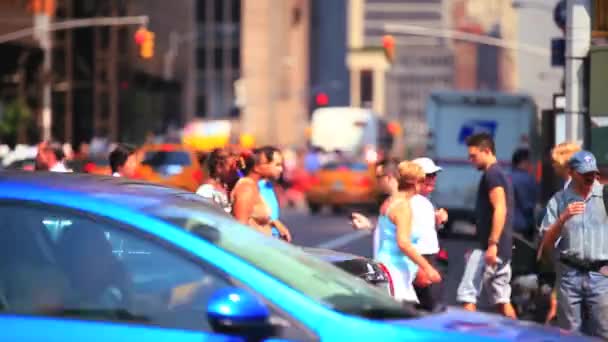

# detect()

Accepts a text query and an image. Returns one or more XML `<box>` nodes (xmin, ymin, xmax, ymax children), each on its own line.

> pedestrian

<box><xmin>35</xmin><ymin>141</ymin><xmax>72</xmax><ymax>172</ymax></box>
<box><xmin>109</xmin><ymin>144</ymin><xmax>137</xmax><ymax>178</ymax></box>
<box><xmin>196</xmin><ymin>148</ymin><xmax>235</xmax><ymax>214</ymax></box>
<box><xmin>456</xmin><ymin>133</ymin><xmax>517</xmax><ymax>319</ymax></box>
<box><xmin>375</xmin><ymin>161</ymin><xmax>441</xmax><ymax>303</ymax></box>
<box><xmin>350</xmin><ymin>158</ymin><xmax>400</xmax><ymax>257</ymax></box>
<box><xmin>539</xmin><ymin>150</ymin><xmax>608</xmax><ymax>339</ymax></box>
<box><xmin>231</xmin><ymin>149</ymin><xmax>291</xmax><ymax>241</ymax></box>
<box><xmin>255</xmin><ymin>146</ymin><xmax>293</xmax><ymax>241</ymax></box>
<box><xmin>510</xmin><ymin>148</ymin><xmax>539</xmax><ymax>239</ymax></box>
<box><xmin>537</xmin><ymin>141</ymin><xmax>581</xmax><ymax>324</ymax></box>
<box><xmin>411</xmin><ymin>157</ymin><xmax>447</xmax><ymax>312</ymax></box>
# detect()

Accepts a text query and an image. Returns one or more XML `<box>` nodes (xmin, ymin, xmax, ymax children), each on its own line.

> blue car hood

<box><xmin>392</xmin><ymin>308</ymin><xmax>594</xmax><ymax>341</ymax></box>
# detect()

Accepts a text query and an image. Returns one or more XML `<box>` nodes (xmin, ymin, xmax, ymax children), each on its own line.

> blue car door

<box><xmin>0</xmin><ymin>315</ymin><xmax>242</xmax><ymax>342</ymax></box>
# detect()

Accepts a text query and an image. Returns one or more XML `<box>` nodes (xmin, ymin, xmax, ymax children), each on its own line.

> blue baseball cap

<box><xmin>568</xmin><ymin>150</ymin><xmax>599</xmax><ymax>174</ymax></box>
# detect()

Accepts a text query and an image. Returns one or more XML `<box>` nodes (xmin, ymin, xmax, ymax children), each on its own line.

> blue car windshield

<box><xmin>148</xmin><ymin>203</ymin><xmax>414</xmax><ymax>319</ymax></box>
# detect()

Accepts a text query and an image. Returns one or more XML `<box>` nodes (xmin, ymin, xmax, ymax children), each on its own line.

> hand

<box><xmin>435</xmin><ymin>208</ymin><xmax>448</xmax><ymax>226</ymax></box>
<box><xmin>485</xmin><ymin>244</ymin><xmax>498</xmax><ymax>267</ymax></box>
<box><xmin>545</xmin><ymin>291</ymin><xmax>557</xmax><ymax>324</ymax></box>
<box><xmin>271</xmin><ymin>220</ymin><xmax>292</xmax><ymax>243</ymax></box>
<box><xmin>560</xmin><ymin>201</ymin><xmax>585</xmax><ymax>224</ymax></box>
<box><xmin>422</xmin><ymin>265</ymin><xmax>442</xmax><ymax>284</ymax></box>
<box><xmin>350</xmin><ymin>212</ymin><xmax>373</xmax><ymax>230</ymax></box>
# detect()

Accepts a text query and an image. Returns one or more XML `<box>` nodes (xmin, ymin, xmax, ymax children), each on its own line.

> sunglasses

<box><xmin>425</xmin><ymin>172</ymin><xmax>438</xmax><ymax>178</ymax></box>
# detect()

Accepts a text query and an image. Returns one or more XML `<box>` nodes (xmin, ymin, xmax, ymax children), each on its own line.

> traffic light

<box><xmin>315</xmin><ymin>92</ymin><xmax>329</xmax><ymax>107</ymax></box>
<box><xmin>134</xmin><ymin>27</ymin><xmax>155</xmax><ymax>59</ymax></box>
<box><xmin>382</xmin><ymin>35</ymin><xmax>396</xmax><ymax>64</ymax></box>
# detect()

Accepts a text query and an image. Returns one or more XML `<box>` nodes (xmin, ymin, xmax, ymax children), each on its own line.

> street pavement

<box><xmin>282</xmin><ymin>207</ymin><xmax>479</xmax><ymax>306</ymax></box>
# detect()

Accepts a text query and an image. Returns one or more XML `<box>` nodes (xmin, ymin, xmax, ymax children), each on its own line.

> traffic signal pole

<box><xmin>564</xmin><ymin>0</ymin><xmax>591</xmax><ymax>144</ymax></box>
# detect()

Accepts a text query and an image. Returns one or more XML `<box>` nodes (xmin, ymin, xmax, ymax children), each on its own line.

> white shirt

<box><xmin>50</xmin><ymin>162</ymin><xmax>72</xmax><ymax>173</ymax></box>
<box><xmin>410</xmin><ymin>194</ymin><xmax>439</xmax><ymax>255</ymax></box>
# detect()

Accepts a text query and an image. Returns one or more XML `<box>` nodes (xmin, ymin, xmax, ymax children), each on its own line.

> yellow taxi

<box><xmin>134</xmin><ymin>144</ymin><xmax>205</xmax><ymax>192</ymax></box>
<box><xmin>305</xmin><ymin>160</ymin><xmax>381</xmax><ymax>214</ymax></box>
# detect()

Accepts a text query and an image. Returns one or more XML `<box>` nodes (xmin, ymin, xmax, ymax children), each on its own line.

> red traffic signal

<box><xmin>134</xmin><ymin>27</ymin><xmax>155</xmax><ymax>59</ymax></box>
<box><xmin>382</xmin><ymin>35</ymin><xmax>396</xmax><ymax>63</ymax></box>
<box><xmin>315</xmin><ymin>92</ymin><xmax>329</xmax><ymax>106</ymax></box>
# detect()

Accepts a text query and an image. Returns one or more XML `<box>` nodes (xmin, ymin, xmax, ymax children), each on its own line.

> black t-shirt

<box><xmin>475</xmin><ymin>163</ymin><xmax>514</xmax><ymax>262</ymax></box>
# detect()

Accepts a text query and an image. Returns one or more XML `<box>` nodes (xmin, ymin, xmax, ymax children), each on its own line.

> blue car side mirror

<box><xmin>207</xmin><ymin>287</ymin><xmax>275</xmax><ymax>337</ymax></box>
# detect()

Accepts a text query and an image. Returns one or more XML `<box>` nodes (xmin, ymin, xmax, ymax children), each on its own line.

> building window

<box><xmin>196</xmin><ymin>95</ymin><xmax>207</xmax><ymax>117</ymax></box>
<box><xmin>214</xmin><ymin>0</ymin><xmax>224</xmax><ymax>24</ymax></box>
<box><xmin>197</xmin><ymin>0</ymin><xmax>207</xmax><ymax>22</ymax></box>
<box><xmin>196</xmin><ymin>47</ymin><xmax>207</xmax><ymax>70</ymax></box>
<box><xmin>360</xmin><ymin>69</ymin><xmax>374</xmax><ymax>105</ymax></box>
<box><xmin>231</xmin><ymin>0</ymin><xmax>241</xmax><ymax>23</ymax></box>
<box><xmin>214</xmin><ymin>47</ymin><xmax>223</xmax><ymax>69</ymax></box>
<box><xmin>231</xmin><ymin>47</ymin><xmax>240</xmax><ymax>69</ymax></box>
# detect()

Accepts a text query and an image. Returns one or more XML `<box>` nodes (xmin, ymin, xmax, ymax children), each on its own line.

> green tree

<box><xmin>0</xmin><ymin>99</ymin><xmax>31</xmax><ymax>146</ymax></box>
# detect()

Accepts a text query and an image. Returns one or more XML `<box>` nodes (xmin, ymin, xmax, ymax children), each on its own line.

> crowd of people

<box><xmin>27</xmin><ymin>133</ymin><xmax>608</xmax><ymax>339</ymax></box>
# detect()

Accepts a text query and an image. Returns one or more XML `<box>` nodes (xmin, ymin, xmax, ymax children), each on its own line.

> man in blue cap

<box><xmin>540</xmin><ymin>150</ymin><xmax>608</xmax><ymax>339</ymax></box>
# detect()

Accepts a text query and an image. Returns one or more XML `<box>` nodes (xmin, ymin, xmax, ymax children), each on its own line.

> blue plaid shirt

<box><xmin>540</xmin><ymin>181</ymin><xmax>608</xmax><ymax>261</ymax></box>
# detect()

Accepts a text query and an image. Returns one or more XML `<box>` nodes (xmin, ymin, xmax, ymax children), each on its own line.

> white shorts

<box><xmin>384</xmin><ymin>263</ymin><xmax>419</xmax><ymax>303</ymax></box>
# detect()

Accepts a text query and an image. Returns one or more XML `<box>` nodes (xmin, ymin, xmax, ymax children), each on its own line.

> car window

<box><xmin>142</xmin><ymin>151</ymin><xmax>192</xmax><ymax>167</ymax></box>
<box><xmin>0</xmin><ymin>204</ymin><xmax>231</xmax><ymax>332</ymax></box>
<box><xmin>151</xmin><ymin>203</ymin><xmax>415</xmax><ymax>319</ymax></box>
<box><xmin>322</xmin><ymin>162</ymin><xmax>368</xmax><ymax>171</ymax></box>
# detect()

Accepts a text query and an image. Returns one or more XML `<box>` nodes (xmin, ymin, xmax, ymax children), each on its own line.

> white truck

<box><xmin>425</xmin><ymin>91</ymin><xmax>538</xmax><ymax>236</ymax></box>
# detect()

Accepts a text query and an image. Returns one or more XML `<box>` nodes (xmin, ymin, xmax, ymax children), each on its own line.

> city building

<box><xmin>240</xmin><ymin>0</ymin><xmax>310</xmax><ymax>147</ymax></box>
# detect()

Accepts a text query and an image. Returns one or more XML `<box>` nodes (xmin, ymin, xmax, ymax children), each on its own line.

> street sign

<box><xmin>551</xmin><ymin>38</ymin><xmax>565</xmax><ymax>67</ymax></box>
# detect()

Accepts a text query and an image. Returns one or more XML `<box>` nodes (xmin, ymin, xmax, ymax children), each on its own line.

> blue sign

<box><xmin>458</xmin><ymin>120</ymin><xmax>497</xmax><ymax>144</ymax></box>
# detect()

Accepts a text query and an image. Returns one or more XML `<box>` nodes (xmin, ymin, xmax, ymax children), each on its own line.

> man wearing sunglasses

<box><xmin>540</xmin><ymin>150</ymin><xmax>608</xmax><ymax>339</ymax></box>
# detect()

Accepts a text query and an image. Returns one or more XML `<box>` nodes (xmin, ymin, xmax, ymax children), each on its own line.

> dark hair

<box><xmin>512</xmin><ymin>148</ymin><xmax>530</xmax><ymax>167</ymax></box>
<box><xmin>237</xmin><ymin>146</ymin><xmax>281</xmax><ymax>176</ymax></box>
<box><xmin>109</xmin><ymin>144</ymin><xmax>135</xmax><ymax>173</ymax></box>
<box><xmin>376</xmin><ymin>158</ymin><xmax>399</xmax><ymax>177</ymax></box>
<box><xmin>466</xmin><ymin>133</ymin><xmax>496</xmax><ymax>155</ymax></box>
<box><xmin>206</xmin><ymin>148</ymin><xmax>229</xmax><ymax>179</ymax></box>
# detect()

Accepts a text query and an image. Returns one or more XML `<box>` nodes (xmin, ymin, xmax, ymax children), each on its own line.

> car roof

<box><xmin>0</xmin><ymin>171</ymin><xmax>216</xmax><ymax>212</ymax></box>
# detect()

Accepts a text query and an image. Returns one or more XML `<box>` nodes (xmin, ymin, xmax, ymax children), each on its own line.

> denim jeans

<box><xmin>557</xmin><ymin>264</ymin><xmax>608</xmax><ymax>339</ymax></box>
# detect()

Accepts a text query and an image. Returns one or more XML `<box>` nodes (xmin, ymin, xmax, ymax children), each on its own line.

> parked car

<box><xmin>305</xmin><ymin>161</ymin><xmax>380</xmax><ymax>214</ymax></box>
<box><xmin>0</xmin><ymin>172</ymin><xmax>591</xmax><ymax>341</ymax></box>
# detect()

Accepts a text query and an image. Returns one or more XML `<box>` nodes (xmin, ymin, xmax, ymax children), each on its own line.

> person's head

<box><xmin>237</xmin><ymin>146</ymin><xmax>283</xmax><ymax>181</ymax></box>
<box><xmin>254</xmin><ymin>146</ymin><xmax>284</xmax><ymax>181</ymax></box>
<box><xmin>412</xmin><ymin>157</ymin><xmax>442</xmax><ymax>196</ymax></box>
<box><xmin>397</xmin><ymin>161</ymin><xmax>425</xmax><ymax>193</ymax></box>
<box><xmin>512</xmin><ymin>148</ymin><xmax>532</xmax><ymax>173</ymax></box>
<box><xmin>466</xmin><ymin>133</ymin><xmax>496</xmax><ymax>171</ymax></box>
<box><xmin>206</xmin><ymin>148</ymin><xmax>235</xmax><ymax>184</ymax></box>
<box><xmin>568</xmin><ymin>150</ymin><xmax>600</xmax><ymax>191</ymax></box>
<box><xmin>375</xmin><ymin>159</ymin><xmax>399</xmax><ymax>194</ymax></box>
<box><xmin>551</xmin><ymin>141</ymin><xmax>581</xmax><ymax>179</ymax></box>
<box><xmin>35</xmin><ymin>141</ymin><xmax>64</xmax><ymax>170</ymax></box>
<box><xmin>109</xmin><ymin>144</ymin><xmax>137</xmax><ymax>177</ymax></box>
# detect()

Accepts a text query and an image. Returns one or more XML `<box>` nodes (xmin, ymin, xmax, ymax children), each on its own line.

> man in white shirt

<box><xmin>412</xmin><ymin>157</ymin><xmax>447</xmax><ymax>312</ymax></box>
<box><xmin>35</xmin><ymin>141</ymin><xmax>72</xmax><ymax>172</ymax></box>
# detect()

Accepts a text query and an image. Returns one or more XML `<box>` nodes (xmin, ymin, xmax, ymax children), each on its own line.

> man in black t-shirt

<box><xmin>456</xmin><ymin>133</ymin><xmax>517</xmax><ymax>319</ymax></box>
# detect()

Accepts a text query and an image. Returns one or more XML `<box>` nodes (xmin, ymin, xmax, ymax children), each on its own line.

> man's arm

<box><xmin>488</xmin><ymin>186</ymin><xmax>507</xmax><ymax>245</ymax></box>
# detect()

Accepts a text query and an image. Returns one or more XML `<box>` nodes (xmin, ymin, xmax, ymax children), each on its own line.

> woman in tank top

<box><xmin>375</xmin><ymin>161</ymin><xmax>441</xmax><ymax>303</ymax></box>
<box><xmin>230</xmin><ymin>149</ymin><xmax>292</xmax><ymax>241</ymax></box>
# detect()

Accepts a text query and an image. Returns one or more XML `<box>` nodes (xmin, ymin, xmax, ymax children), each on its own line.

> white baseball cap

<box><xmin>412</xmin><ymin>157</ymin><xmax>442</xmax><ymax>174</ymax></box>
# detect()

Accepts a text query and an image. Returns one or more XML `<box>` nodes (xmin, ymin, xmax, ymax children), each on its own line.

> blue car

<box><xmin>0</xmin><ymin>172</ymin><xmax>593</xmax><ymax>341</ymax></box>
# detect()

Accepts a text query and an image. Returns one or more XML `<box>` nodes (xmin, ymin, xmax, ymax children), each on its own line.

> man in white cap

<box><xmin>411</xmin><ymin>157</ymin><xmax>447</xmax><ymax>311</ymax></box>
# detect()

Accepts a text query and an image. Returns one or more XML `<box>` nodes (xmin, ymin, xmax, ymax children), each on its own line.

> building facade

<box><xmin>240</xmin><ymin>0</ymin><xmax>310</xmax><ymax>147</ymax></box>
